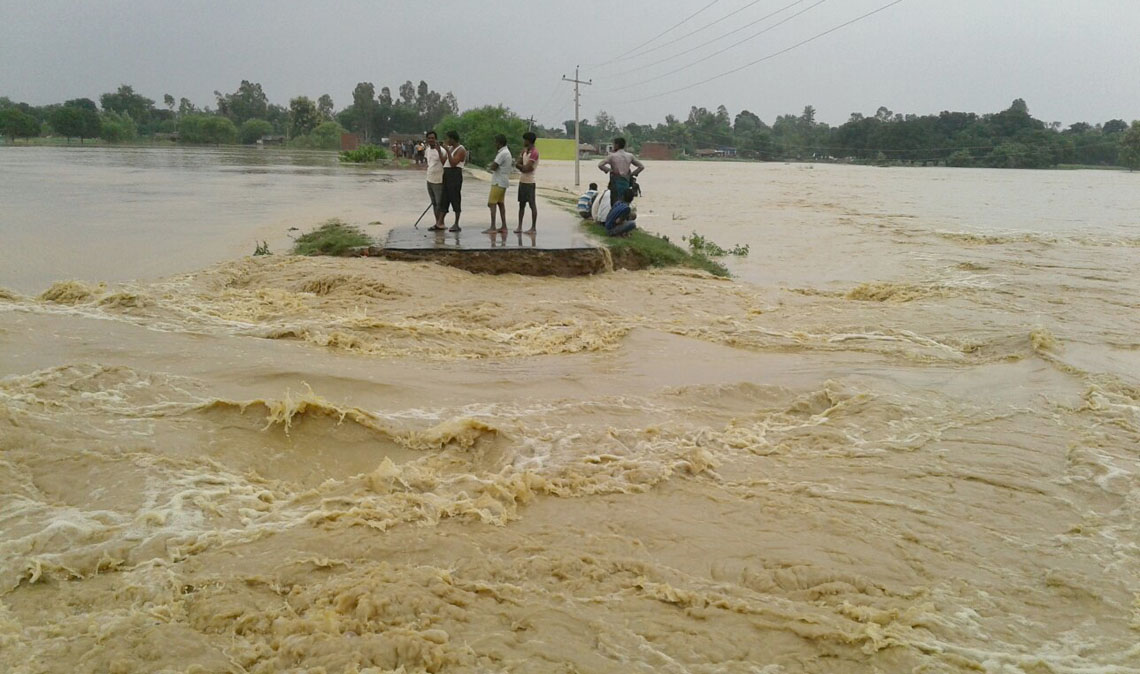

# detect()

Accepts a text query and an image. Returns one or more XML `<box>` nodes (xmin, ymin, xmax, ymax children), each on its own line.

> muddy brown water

<box><xmin>1</xmin><ymin>147</ymin><xmax>1139</xmax><ymax>673</ymax></box>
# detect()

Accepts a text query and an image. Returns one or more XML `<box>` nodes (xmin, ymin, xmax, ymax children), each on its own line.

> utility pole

<box><xmin>562</xmin><ymin>66</ymin><xmax>592</xmax><ymax>187</ymax></box>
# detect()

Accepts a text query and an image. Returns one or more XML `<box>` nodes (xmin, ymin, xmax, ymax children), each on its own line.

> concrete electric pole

<box><xmin>562</xmin><ymin>66</ymin><xmax>592</xmax><ymax>187</ymax></box>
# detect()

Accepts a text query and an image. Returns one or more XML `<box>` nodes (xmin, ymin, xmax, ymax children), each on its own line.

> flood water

<box><xmin>1</xmin><ymin>146</ymin><xmax>1138</xmax><ymax>673</ymax></box>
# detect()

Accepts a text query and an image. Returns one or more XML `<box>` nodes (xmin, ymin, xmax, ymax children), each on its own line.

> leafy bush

<box><xmin>947</xmin><ymin>149</ymin><xmax>973</xmax><ymax>167</ymax></box>
<box><xmin>99</xmin><ymin>111</ymin><xmax>137</xmax><ymax>142</ymax></box>
<box><xmin>179</xmin><ymin>114</ymin><xmax>238</xmax><ymax>144</ymax></box>
<box><xmin>339</xmin><ymin>144</ymin><xmax>390</xmax><ymax>162</ymax></box>
<box><xmin>292</xmin><ymin>219</ymin><xmax>373</xmax><ymax>256</ymax></box>
<box><xmin>683</xmin><ymin>231</ymin><xmax>749</xmax><ymax>258</ymax></box>
<box><xmin>292</xmin><ymin>121</ymin><xmax>346</xmax><ymax>150</ymax></box>
<box><xmin>239</xmin><ymin>118</ymin><xmax>273</xmax><ymax>144</ymax></box>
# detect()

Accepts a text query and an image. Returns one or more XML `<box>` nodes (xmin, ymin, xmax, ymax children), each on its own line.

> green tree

<box><xmin>436</xmin><ymin>105</ymin><xmax>528</xmax><ymax>165</ymax></box>
<box><xmin>99</xmin><ymin>84</ymin><xmax>154</xmax><ymax>123</ymax></box>
<box><xmin>801</xmin><ymin>105</ymin><xmax>816</xmax><ymax>125</ymax></box>
<box><xmin>288</xmin><ymin>96</ymin><xmax>320</xmax><ymax>138</ymax></box>
<box><xmin>163</xmin><ymin>94</ymin><xmax>175</xmax><ymax>112</ymax></box>
<box><xmin>178</xmin><ymin>97</ymin><xmax>197</xmax><ymax>117</ymax></box>
<box><xmin>347</xmin><ymin>82</ymin><xmax>377</xmax><ymax>140</ymax></box>
<box><xmin>317</xmin><ymin>94</ymin><xmax>334</xmax><ymax>120</ymax></box>
<box><xmin>1120</xmin><ymin>121</ymin><xmax>1140</xmax><ymax>171</ymax></box>
<box><xmin>1103</xmin><ymin>119</ymin><xmax>1128</xmax><ymax>135</ymax></box>
<box><xmin>215</xmin><ymin>80</ymin><xmax>269</xmax><ymax>124</ymax></box>
<box><xmin>50</xmin><ymin>99</ymin><xmax>100</xmax><ymax>142</ymax></box>
<box><xmin>238</xmin><ymin>118</ymin><xmax>273</xmax><ymax>144</ymax></box>
<box><xmin>0</xmin><ymin>108</ymin><xmax>40</xmax><ymax>142</ymax></box>
<box><xmin>594</xmin><ymin>110</ymin><xmax>620</xmax><ymax>139</ymax></box>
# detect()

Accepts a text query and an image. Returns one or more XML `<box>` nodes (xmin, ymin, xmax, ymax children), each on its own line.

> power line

<box><xmin>532</xmin><ymin>81</ymin><xmax>565</xmax><ymax>120</ymax></box>
<box><xmin>620</xmin><ymin>0</ymin><xmax>779</xmax><ymax>63</ymax></box>
<box><xmin>609</xmin><ymin>0</ymin><xmax>806</xmax><ymax>80</ymax></box>
<box><xmin>625</xmin><ymin>0</ymin><xmax>907</xmax><ymax>104</ymax></box>
<box><xmin>593</xmin><ymin>0</ymin><xmax>722</xmax><ymax>67</ymax></box>
<box><xmin>617</xmin><ymin>0</ymin><xmax>829</xmax><ymax>91</ymax></box>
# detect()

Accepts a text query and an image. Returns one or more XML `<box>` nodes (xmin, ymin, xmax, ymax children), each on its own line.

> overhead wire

<box><xmin>615</xmin><ymin>0</ymin><xmax>829</xmax><ymax>91</ymax></box>
<box><xmin>532</xmin><ymin>81</ymin><xmax>565</xmax><ymax>121</ymax></box>
<box><xmin>592</xmin><ymin>0</ymin><xmax>722</xmax><ymax>67</ymax></box>
<box><xmin>616</xmin><ymin>0</ymin><xmax>777</xmax><ymax>64</ymax></box>
<box><xmin>623</xmin><ymin>0</ymin><xmax>908</xmax><ymax>104</ymax></box>
<box><xmin>608</xmin><ymin>0</ymin><xmax>807</xmax><ymax>80</ymax></box>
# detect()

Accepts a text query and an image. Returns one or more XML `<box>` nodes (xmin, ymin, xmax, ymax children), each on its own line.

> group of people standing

<box><xmin>578</xmin><ymin>137</ymin><xmax>645</xmax><ymax>237</ymax></box>
<box><xmin>420</xmin><ymin>130</ymin><xmax>644</xmax><ymax>237</ymax></box>
<box><xmin>485</xmin><ymin>131</ymin><xmax>540</xmax><ymax>234</ymax></box>
<box><xmin>421</xmin><ymin>129</ymin><xmax>539</xmax><ymax>234</ymax></box>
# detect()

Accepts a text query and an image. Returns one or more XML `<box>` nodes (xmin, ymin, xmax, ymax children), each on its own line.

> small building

<box><xmin>695</xmin><ymin>148</ymin><xmax>719</xmax><ymax>158</ymax></box>
<box><xmin>340</xmin><ymin>133</ymin><xmax>363</xmax><ymax>151</ymax></box>
<box><xmin>578</xmin><ymin>143</ymin><xmax>597</xmax><ymax>158</ymax></box>
<box><xmin>717</xmin><ymin>146</ymin><xmax>738</xmax><ymax>158</ymax></box>
<box><xmin>640</xmin><ymin>141</ymin><xmax>673</xmax><ymax>161</ymax></box>
<box><xmin>257</xmin><ymin>135</ymin><xmax>285</xmax><ymax>146</ymax></box>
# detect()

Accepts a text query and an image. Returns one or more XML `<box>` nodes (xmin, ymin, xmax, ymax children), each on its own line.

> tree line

<box><xmin>563</xmin><ymin>99</ymin><xmax>1140</xmax><ymax>170</ymax></box>
<box><xmin>0</xmin><ymin>79</ymin><xmax>459</xmax><ymax>149</ymax></box>
<box><xmin>2</xmin><ymin>84</ymin><xmax>1138</xmax><ymax>170</ymax></box>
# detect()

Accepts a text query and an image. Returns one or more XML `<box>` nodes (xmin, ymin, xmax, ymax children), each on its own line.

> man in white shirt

<box><xmin>423</xmin><ymin>130</ymin><xmax>447</xmax><ymax>231</ymax></box>
<box><xmin>484</xmin><ymin>134</ymin><xmax>512</xmax><ymax>234</ymax></box>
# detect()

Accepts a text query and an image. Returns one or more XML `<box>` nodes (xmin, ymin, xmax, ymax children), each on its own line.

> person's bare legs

<box><xmin>526</xmin><ymin>200</ymin><xmax>537</xmax><ymax>233</ymax></box>
<box><xmin>449</xmin><ymin>210</ymin><xmax>461</xmax><ymax>232</ymax></box>
<box><xmin>496</xmin><ymin>203</ymin><xmax>506</xmax><ymax>232</ymax></box>
<box><xmin>516</xmin><ymin>203</ymin><xmax>526</xmax><ymax>233</ymax></box>
<box><xmin>483</xmin><ymin>202</ymin><xmax>498</xmax><ymax>233</ymax></box>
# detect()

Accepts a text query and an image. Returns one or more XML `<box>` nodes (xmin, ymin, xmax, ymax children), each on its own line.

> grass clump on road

<box><xmin>580</xmin><ymin>220</ymin><xmax>729</xmax><ymax>277</ymax></box>
<box><xmin>542</xmin><ymin>190</ymin><xmax>730</xmax><ymax>277</ymax></box>
<box><xmin>292</xmin><ymin>219</ymin><xmax>373</xmax><ymax>256</ymax></box>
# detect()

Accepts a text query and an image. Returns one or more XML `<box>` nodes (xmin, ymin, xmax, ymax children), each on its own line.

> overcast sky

<box><xmin>2</xmin><ymin>0</ymin><xmax>1138</xmax><ymax>128</ymax></box>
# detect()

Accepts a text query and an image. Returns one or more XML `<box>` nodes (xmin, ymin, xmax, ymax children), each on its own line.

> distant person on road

<box><xmin>515</xmin><ymin>131</ymin><xmax>539</xmax><ymax>233</ymax></box>
<box><xmin>484</xmin><ymin>134</ymin><xmax>512</xmax><ymax>234</ymax></box>
<box><xmin>415</xmin><ymin>141</ymin><xmax>425</xmax><ymax>165</ymax></box>
<box><xmin>577</xmin><ymin>182</ymin><xmax>598</xmax><ymax>218</ymax></box>
<box><xmin>424</xmin><ymin>130</ymin><xmax>447</xmax><ymax>231</ymax></box>
<box><xmin>603</xmin><ymin>188</ymin><xmax>637</xmax><ymax>237</ymax></box>
<box><xmin>598</xmin><ymin>137</ymin><xmax>644</xmax><ymax>202</ymax></box>
<box><xmin>439</xmin><ymin>130</ymin><xmax>467</xmax><ymax>232</ymax></box>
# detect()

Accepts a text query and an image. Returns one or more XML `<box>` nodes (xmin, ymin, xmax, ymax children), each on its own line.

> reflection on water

<box><xmin>0</xmin><ymin>146</ymin><xmax>427</xmax><ymax>293</ymax></box>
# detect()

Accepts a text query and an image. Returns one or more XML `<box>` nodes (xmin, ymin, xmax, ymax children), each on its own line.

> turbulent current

<box><xmin>1</xmin><ymin>148</ymin><xmax>1138</xmax><ymax>673</ymax></box>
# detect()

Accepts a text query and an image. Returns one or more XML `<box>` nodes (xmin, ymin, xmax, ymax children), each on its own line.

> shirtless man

<box><xmin>514</xmin><ymin>131</ymin><xmax>539</xmax><ymax>233</ymax></box>
<box><xmin>597</xmin><ymin>137</ymin><xmax>644</xmax><ymax>202</ymax></box>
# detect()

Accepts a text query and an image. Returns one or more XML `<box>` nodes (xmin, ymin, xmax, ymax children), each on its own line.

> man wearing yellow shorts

<box><xmin>484</xmin><ymin>134</ymin><xmax>512</xmax><ymax>233</ymax></box>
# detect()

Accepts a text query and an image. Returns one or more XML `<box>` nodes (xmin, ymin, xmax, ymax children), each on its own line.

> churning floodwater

<box><xmin>1</xmin><ymin>146</ymin><xmax>1138</xmax><ymax>673</ymax></box>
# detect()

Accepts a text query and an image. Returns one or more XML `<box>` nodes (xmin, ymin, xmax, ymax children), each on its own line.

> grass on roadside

<box><xmin>542</xmin><ymin>191</ymin><xmax>730</xmax><ymax>277</ymax></box>
<box><xmin>292</xmin><ymin>219</ymin><xmax>373</xmax><ymax>256</ymax></box>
